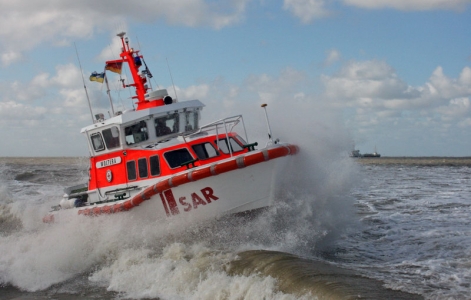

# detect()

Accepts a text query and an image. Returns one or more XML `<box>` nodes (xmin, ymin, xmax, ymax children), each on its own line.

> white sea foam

<box><xmin>0</xmin><ymin>198</ymin><xmax>322</xmax><ymax>299</ymax></box>
<box><xmin>88</xmin><ymin>243</ymin><xmax>314</xmax><ymax>300</ymax></box>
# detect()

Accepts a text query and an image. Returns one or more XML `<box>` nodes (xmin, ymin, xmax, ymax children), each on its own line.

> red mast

<box><xmin>106</xmin><ymin>32</ymin><xmax>164</xmax><ymax>110</ymax></box>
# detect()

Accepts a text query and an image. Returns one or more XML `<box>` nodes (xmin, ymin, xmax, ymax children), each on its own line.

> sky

<box><xmin>0</xmin><ymin>0</ymin><xmax>470</xmax><ymax>157</ymax></box>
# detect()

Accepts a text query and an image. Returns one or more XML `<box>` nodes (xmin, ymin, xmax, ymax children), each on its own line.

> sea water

<box><xmin>0</xmin><ymin>156</ymin><xmax>470</xmax><ymax>299</ymax></box>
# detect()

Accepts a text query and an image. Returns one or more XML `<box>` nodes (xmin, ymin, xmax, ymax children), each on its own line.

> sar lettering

<box><xmin>160</xmin><ymin>187</ymin><xmax>218</xmax><ymax>216</ymax></box>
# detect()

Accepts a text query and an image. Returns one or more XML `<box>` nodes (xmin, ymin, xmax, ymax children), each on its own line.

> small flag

<box><xmin>105</xmin><ymin>61</ymin><xmax>123</xmax><ymax>74</ymax></box>
<box><xmin>145</xmin><ymin>67</ymin><xmax>153</xmax><ymax>78</ymax></box>
<box><xmin>142</xmin><ymin>58</ymin><xmax>153</xmax><ymax>78</ymax></box>
<box><xmin>89</xmin><ymin>71</ymin><xmax>105</xmax><ymax>83</ymax></box>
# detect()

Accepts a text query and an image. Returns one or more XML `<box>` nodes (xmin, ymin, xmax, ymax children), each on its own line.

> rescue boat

<box><xmin>43</xmin><ymin>32</ymin><xmax>298</xmax><ymax>223</ymax></box>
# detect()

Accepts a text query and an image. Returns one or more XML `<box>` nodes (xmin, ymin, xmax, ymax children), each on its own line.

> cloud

<box><xmin>246</xmin><ymin>67</ymin><xmax>307</xmax><ymax>104</ymax></box>
<box><xmin>97</xmin><ymin>35</ymin><xmax>129</xmax><ymax>63</ymax></box>
<box><xmin>1</xmin><ymin>51</ymin><xmax>23</xmax><ymax>66</ymax></box>
<box><xmin>322</xmin><ymin>60</ymin><xmax>413</xmax><ymax>103</ymax></box>
<box><xmin>154</xmin><ymin>0</ymin><xmax>250</xmax><ymax>29</ymax></box>
<box><xmin>0</xmin><ymin>0</ymin><xmax>250</xmax><ymax>66</ymax></box>
<box><xmin>436</xmin><ymin>97</ymin><xmax>470</xmax><ymax>121</ymax></box>
<box><xmin>343</xmin><ymin>0</ymin><xmax>470</xmax><ymax>11</ymax></box>
<box><xmin>283</xmin><ymin>0</ymin><xmax>331</xmax><ymax>23</ymax></box>
<box><xmin>428</xmin><ymin>66</ymin><xmax>471</xmax><ymax>99</ymax></box>
<box><xmin>321</xmin><ymin>59</ymin><xmax>471</xmax><ymax>154</ymax></box>
<box><xmin>0</xmin><ymin>62</ymin><xmax>101</xmax><ymax>133</ymax></box>
<box><xmin>0</xmin><ymin>7</ymin><xmax>99</xmax><ymax>64</ymax></box>
<box><xmin>323</xmin><ymin>60</ymin><xmax>471</xmax><ymax>114</ymax></box>
<box><xmin>281</xmin><ymin>0</ymin><xmax>469</xmax><ymax>23</ymax></box>
<box><xmin>459</xmin><ymin>117</ymin><xmax>471</xmax><ymax>128</ymax></box>
<box><xmin>4</xmin><ymin>64</ymin><xmax>85</xmax><ymax>104</ymax></box>
<box><xmin>0</xmin><ymin>101</ymin><xmax>47</xmax><ymax>123</ymax></box>
<box><xmin>323</xmin><ymin>49</ymin><xmax>341</xmax><ymax>66</ymax></box>
<box><xmin>173</xmin><ymin>84</ymin><xmax>210</xmax><ymax>101</ymax></box>
<box><xmin>49</xmin><ymin>64</ymin><xmax>85</xmax><ymax>89</ymax></box>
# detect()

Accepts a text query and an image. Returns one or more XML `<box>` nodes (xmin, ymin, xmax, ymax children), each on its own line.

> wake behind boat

<box><xmin>43</xmin><ymin>32</ymin><xmax>298</xmax><ymax>223</ymax></box>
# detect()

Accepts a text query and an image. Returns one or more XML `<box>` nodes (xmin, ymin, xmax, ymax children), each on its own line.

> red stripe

<box><xmin>267</xmin><ymin>146</ymin><xmax>289</xmax><ymax>159</ymax></box>
<box><xmin>157</xmin><ymin>180</ymin><xmax>171</xmax><ymax>192</ymax></box>
<box><xmin>164</xmin><ymin>189</ymin><xmax>180</xmax><ymax>215</ymax></box>
<box><xmin>243</xmin><ymin>152</ymin><xmax>265</xmax><ymax>167</ymax></box>
<box><xmin>171</xmin><ymin>173</ymin><xmax>191</xmax><ymax>187</ymax></box>
<box><xmin>160</xmin><ymin>193</ymin><xmax>171</xmax><ymax>217</ymax></box>
<box><xmin>213</xmin><ymin>159</ymin><xmax>239</xmax><ymax>174</ymax></box>
<box><xmin>102</xmin><ymin>205</ymin><xmax>113</xmax><ymax>214</ymax></box>
<box><xmin>190</xmin><ymin>166</ymin><xmax>212</xmax><ymax>181</ymax></box>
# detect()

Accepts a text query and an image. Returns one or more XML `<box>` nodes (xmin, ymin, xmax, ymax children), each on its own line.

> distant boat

<box><xmin>350</xmin><ymin>150</ymin><xmax>362</xmax><ymax>157</ymax></box>
<box><xmin>362</xmin><ymin>152</ymin><xmax>381</xmax><ymax>158</ymax></box>
<box><xmin>350</xmin><ymin>147</ymin><xmax>381</xmax><ymax>158</ymax></box>
<box><xmin>362</xmin><ymin>146</ymin><xmax>381</xmax><ymax>158</ymax></box>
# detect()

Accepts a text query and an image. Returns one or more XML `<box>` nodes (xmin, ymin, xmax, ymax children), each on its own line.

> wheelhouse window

<box><xmin>235</xmin><ymin>135</ymin><xmax>247</xmax><ymax>145</ymax></box>
<box><xmin>155</xmin><ymin>114</ymin><xmax>179</xmax><ymax>137</ymax></box>
<box><xmin>164</xmin><ymin>148</ymin><xmax>194</xmax><ymax>169</ymax></box>
<box><xmin>126</xmin><ymin>161</ymin><xmax>137</xmax><ymax>181</ymax></box>
<box><xmin>125</xmin><ymin>121</ymin><xmax>148</xmax><ymax>145</ymax></box>
<box><xmin>215</xmin><ymin>137</ymin><xmax>244</xmax><ymax>154</ymax></box>
<box><xmin>102</xmin><ymin>126</ymin><xmax>120</xmax><ymax>149</ymax></box>
<box><xmin>149</xmin><ymin>155</ymin><xmax>160</xmax><ymax>176</ymax></box>
<box><xmin>184</xmin><ymin>111</ymin><xmax>199</xmax><ymax>131</ymax></box>
<box><xmin>192</xmin><ymin>142</ymin><xmax>219</xmax><ymax>160</ymax></box>
<box><xmin>138</xmin><ymin>158</ymin><xmax>148</xmax><ymax>178</ymax></box>
<box><xmin>90</xmin><ymin>133</ymin><xmax>105</xmax><ymax>152</ymax></box>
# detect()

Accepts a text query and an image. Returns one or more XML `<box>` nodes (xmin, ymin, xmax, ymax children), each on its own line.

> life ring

<box><xmin>106</xmin><ymin>169</ymin><xmax>113</xmax><ymax>182</ymax></box>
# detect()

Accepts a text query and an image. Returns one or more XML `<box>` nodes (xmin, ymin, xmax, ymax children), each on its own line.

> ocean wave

<box><xmin>229</xmin><ymin>250</ymin><xmax>423</xmax><ymax>299</ymax></box>
<box><xmin>0</xmin><ymin>204</ymin><xmax>23</xmax><ymax>235</ymax></box>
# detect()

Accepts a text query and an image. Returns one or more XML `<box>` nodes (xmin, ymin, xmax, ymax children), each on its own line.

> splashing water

<box><xmin>0</xmin><ymin>104</ymin><xmax>373</xmax><ymax>299</ymax></box>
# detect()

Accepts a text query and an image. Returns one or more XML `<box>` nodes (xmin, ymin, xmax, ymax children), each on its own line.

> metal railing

<box><xmin>183</xmin><ymin>115</ymin><xmax>249</xmax><ymax>157</ymax></box>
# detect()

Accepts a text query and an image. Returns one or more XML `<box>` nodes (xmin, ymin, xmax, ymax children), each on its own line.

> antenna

<box><xmin>135</xmin><ymin>35</ymin><xmax>158</xmax><ymax>90</ymax></box>
<box><xmin>261</xmin><ymin>103</ymin><xmax>274</xmax><ymax>145</ymax></box>
<box><xmin>136</xmin><ymin>35</ymin><xmax>142</xmax><ymax>51</ymax></box>
<box><xmin>166</xmin><ymin>57</ymin><xmax>178</xmax><ymax>101</ymax></box>
<box><xmin>103</xmin><ymin>71</ymin><xmax>115</xmax><ymax>116</ymax></box>
<box><xmin>74</xmin><ymin>42</ymin><xmax>95</xmax><ymax>123</ymax></box>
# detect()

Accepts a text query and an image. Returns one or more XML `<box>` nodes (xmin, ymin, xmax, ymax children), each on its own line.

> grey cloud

<box><xmin>0</xmin><ymin>0</ymin><xmax>250</xmax><ymax>65</ymax></box>
<box><xmin>343</xmin><ymin>0</ymin><xmax>470</xmax><ymax>11</ymax></box>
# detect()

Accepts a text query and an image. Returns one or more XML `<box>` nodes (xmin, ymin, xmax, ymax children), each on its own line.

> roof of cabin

<box><xmin>80</xmin><ymin>99</ymin><xmax>205</xmax><ymax>133</ymax></box>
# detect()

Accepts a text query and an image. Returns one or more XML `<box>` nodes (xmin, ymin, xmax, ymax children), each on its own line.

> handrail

<box><xmin>183</xmin><ymin>115</ymin><xmax>249</xmax><ymax>157</ymax></box>
<box><xmin>185</xmin><ymin>115</ymin><xmax>243</xmax><ymax>137</ymax></box>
